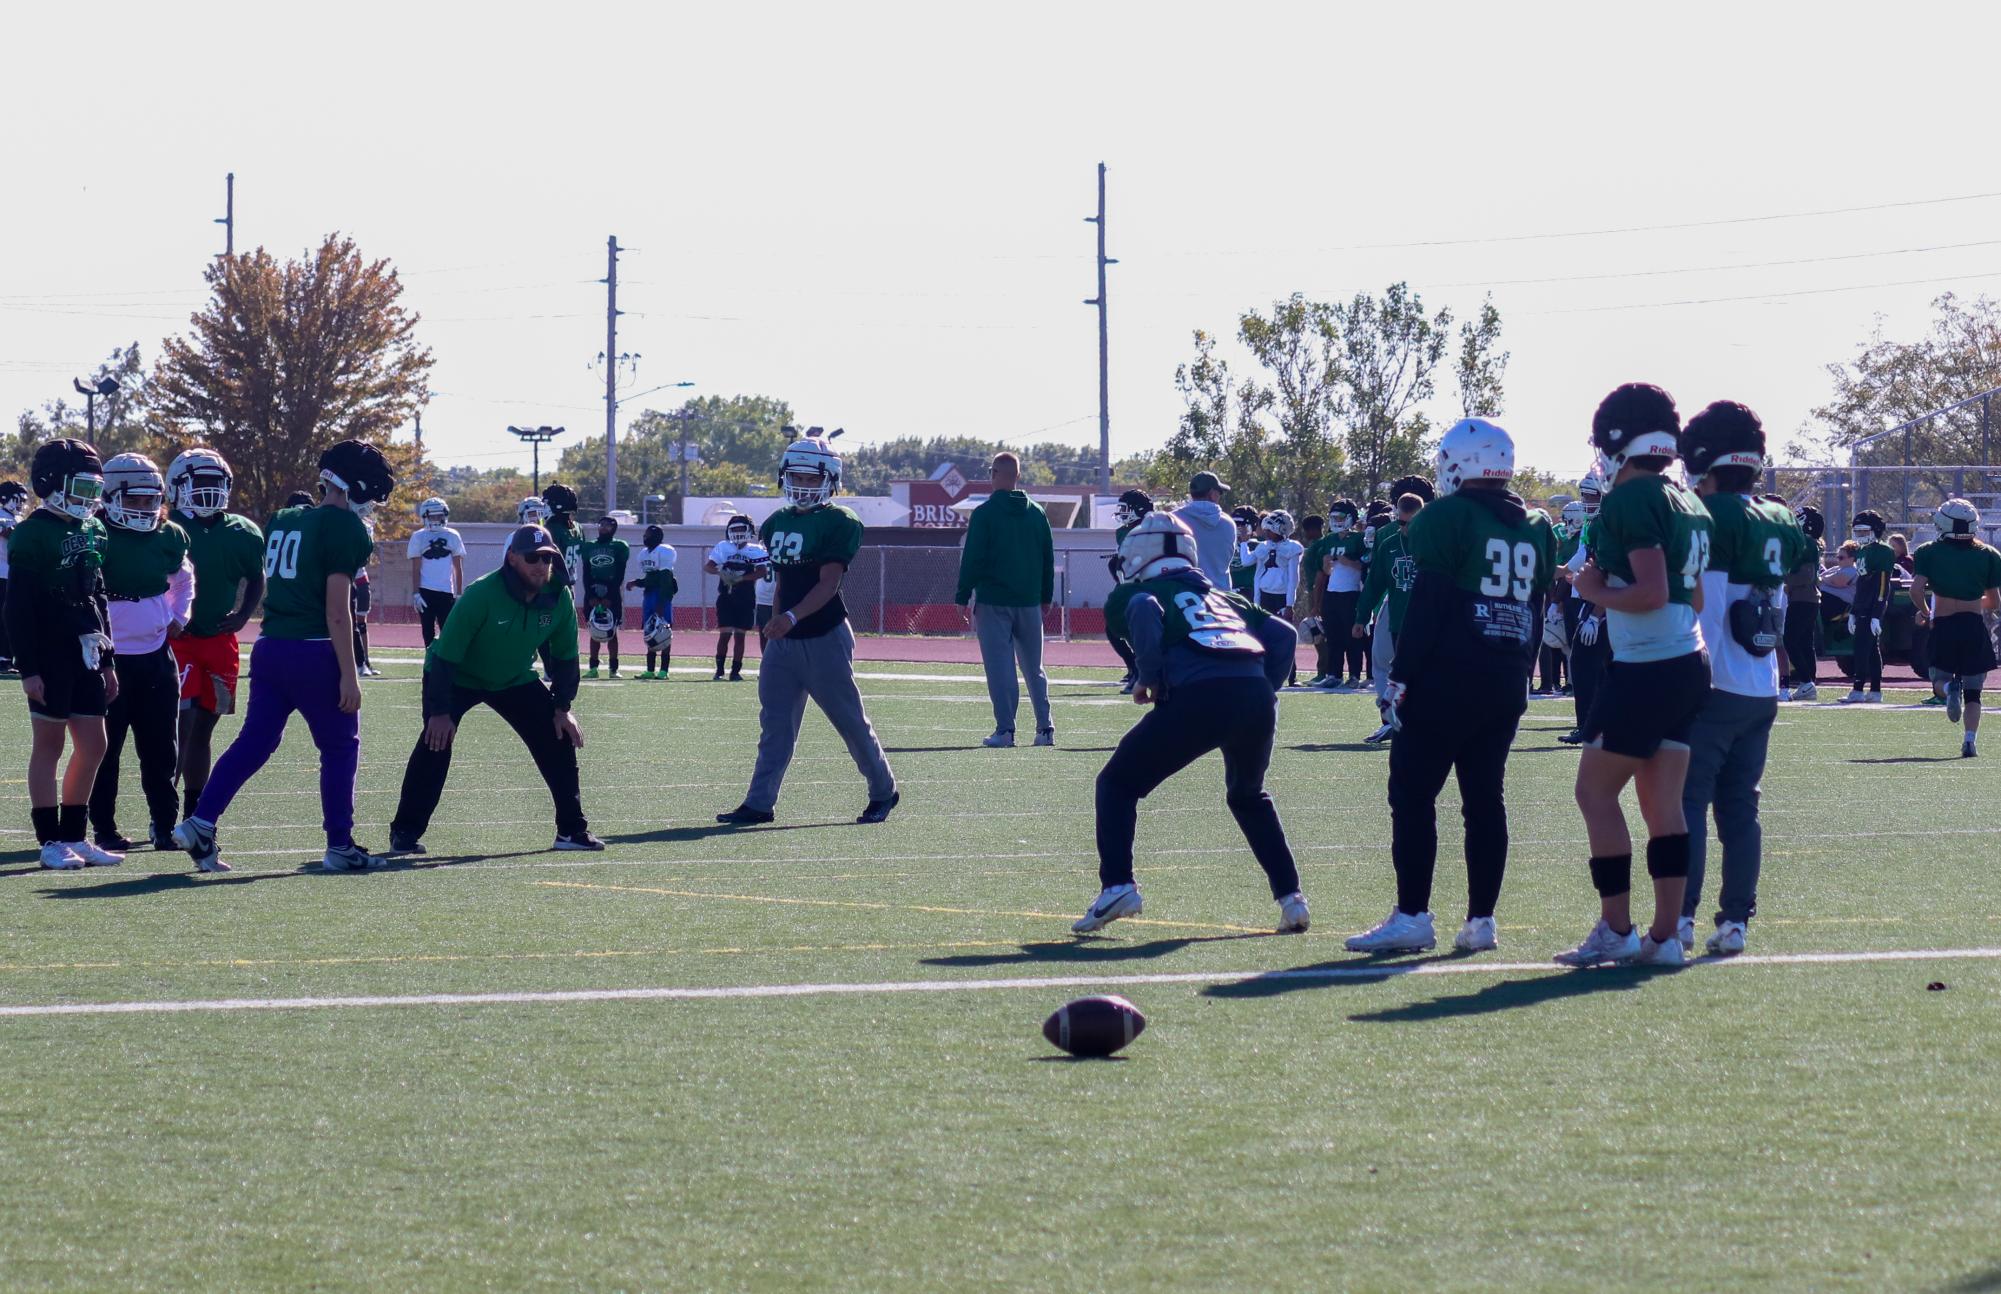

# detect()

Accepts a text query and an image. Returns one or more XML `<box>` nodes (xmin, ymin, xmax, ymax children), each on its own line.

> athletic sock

<box><xmin>714</xmin><ymin>643</ymin><xmax>727</xmax><ymax>675</ymax></box>
<box><xmin>647</xmin><ymin>650</ymin><xmax>657</xmax><ymax>672</ymax></box>
<box><xmin>731</xmin><ymin>638</ymin><xmax>745</xmax><ymax>675</ymax></box>
<box><xmin>30</xmin><ymin>805</ymin><xmax>58</xmax><ymax>844</ymax></box>
<box><xmin>58</xmin><ymin>803</ymin><xmax>88</xmax><ymax>844</ymax></box>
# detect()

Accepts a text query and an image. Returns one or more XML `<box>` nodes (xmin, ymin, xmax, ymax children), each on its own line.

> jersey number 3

<box><xmin>1479</xmin><ymin>539</ymin><xmax>1537</xmax><ymax>600</ymax></box>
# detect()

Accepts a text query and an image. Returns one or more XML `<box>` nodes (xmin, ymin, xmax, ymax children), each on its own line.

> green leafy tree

<box><xmin>1795</xmin><ymin>292</ymin><xmax>2001</xmax><ymax>464</ymax></box>
<box><xmin>147</xmin><ymin>234</ymin><xmax>434</xmax><ymax>521</ymax></box>
<box><xmin>1455</xmin><ymin>294</ymin><xmax>1509</xmax><ymax>418</ymax></box>
<box><xmin>1334</xmin><ymin>282</ymin><xmax>1451</xmax><ymax>496</ymax></box>
<box><xmin>553</xmin><ymin>394</ymin><xmax>794</xmax><ymax>518</ymax></box>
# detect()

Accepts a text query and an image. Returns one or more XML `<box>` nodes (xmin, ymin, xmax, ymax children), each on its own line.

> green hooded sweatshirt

<box><xmin>955</xmin><ymin>490</ymin><xmax>1055</xmax><ymax>608</ymax></box>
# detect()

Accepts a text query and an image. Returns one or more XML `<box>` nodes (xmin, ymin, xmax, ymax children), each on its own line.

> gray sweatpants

<box><xmin>744</xmin><ymin>621</ymin><xmax>896</xmax><ymax>812</ymax></box>
<box><xmin>1372</xmin><ymin>616</ymin><xmax>1396</xmax><ymax>714</ymax></box>
<box><xmin>1681</xmin><ymin>687</ymin><xmax>1778</xmax><ymax>926</ymax></box>
<box><xmin>974</xmin><ymin>602</ymin><xmax>1052</xmax><ymax>735</ymax></box>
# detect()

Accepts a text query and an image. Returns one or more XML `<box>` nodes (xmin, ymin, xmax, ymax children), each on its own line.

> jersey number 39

<box><xmin>1479</xmin><ymin>539</ymin><xmax>1538</xmax><ymax>601</ymax></box>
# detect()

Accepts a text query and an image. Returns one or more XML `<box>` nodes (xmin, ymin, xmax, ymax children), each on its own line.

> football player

<box><xmin>165</xmin><ymin>448</ymin><xmax>266</xmax><ymax>819</ymax></box>
<box><xmin>7</xmin><ymin>440</ymin><xmax>123</xmax><ymax>869</ymax></box>
<box><xmin>1556</xmin><ymin>383</ymin><xmax>1713</xmax><ymax>968</ymax></box>
<box><xmin>1229</xmin><ymin>506</ymin><xmax>1262</xmax><ymax>598</ymax></box>
<box><xmin>1250</xmin><ymin>510</ymin><xmax>1303</xmax><ymax>686</ymax></box>
<box><xmin>717</xmin><ymin>431</ymin><xmax>898</xmax><ymax>825</ymax></box>
<box><xmin>628</xmin><ymin>523</ymin><xmax>679</xmax><ymax>678</ymax></box>
<box><xmin>173</xmin><ymin>441</ymin><xmax>395</xmax><ymax>874</ymax></box>
<box><xmin>1318</xmin><ymin>498</ymin><xmax>1368</xmax><ymax>688</ymax></box>
<box><xmin>1843</xmin><ymin>508</ymin><xmax>1896</xmax><ymax>703</ymax></box>
<box><xmin>579</xmin><ymin>514</ymin><xmax>631</xmax><ymax>679</ymax></box>
<box><xmin>705</xmin><ymin>513</ymin><xmax>767</xmax><ymax>681</ymax></box>
<box><xmin>407</xmin><ymin>496</ymin><xmax>466</xmax><ymax>646</ymax></box>
<box><xmin>386</xmin><ymin>524</ymin><xmax>600</xmax><ymax>856</ymax></box>
<box><xmin>517</xmin><ymin>495</ymin><xmax>552</xmax><ymax>528</ymax></box>
<box><xmin>0</xmin><ymin>479</ymin><xmax>27</xmax><ymax>674</ymax></box>
<box><xmin>1911</xmin><ymin>498</ymin><xmax>2001</xmax><ymax>758</ymax></box>
<box><xmin>1107</xmin><ymin>488</ymin><xmax>1154</xmax><ymax>693</ymax></box>
<box><xmin>536</xmin><ymin>484</ymin><xmax>586</xmax><ymax>677</ymax></box>
<box><xmin>1559</xmin><ymin>466</ymin><xmax>1610</xmax><ymax>744</ymax></box>
<box><xmin>1072</xmin><ymin>511</ymin><xmax>1308</xmax><ymax>935</ymax></box>
<box><xmin>1344</xmin><ymin>422</ymin><xmax>1548</xmax><ymax>954</ymax></box>
<box><xmin>1675</xmin><ymin>403</ymin><xmax>1809</xmax><ymax>956</ymax></box>
<box><xmin>1782</xmin><ymin>505</ymin><xmax>1826</xmax><ymax>699</ymax></box>
<box><xmin>87</xmin><ymin>454</ymin><xmax>194</xmax><ymax>854</ymax></box>
<box><xmin>1353</xmin><ymin>486</ymin><xmax>1428</xmax><ymax>744</ymax></box>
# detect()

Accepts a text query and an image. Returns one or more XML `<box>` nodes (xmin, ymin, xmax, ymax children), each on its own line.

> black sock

<box><xmin>608</xmin><ymin>650</ymin><xmax>618</xmax><ymax>673</ymax></box>
<box><xmin>731</xmin><ymin>638</ymin><xmax>745</xmax><ymax>674</ymax></box>
<box><xmin>715</xmin><ymin>643</ymin><xmax>727</xmax><ymax>674</ymax></box>
<box><xmin>58</xmin><ymin>804</ymin><xmax>88</xmax><ymax>843</ymax></box>
<box><xmin>647</xmin><ymin>650</ymin><xmax>657</xmax><ymax>672</ymax></box>
<box><xmin>661</xmin><ymin>650</ymin><xmax>671</xmax><ymax>674</ymax></box>
<box><xmin>31</xmin><ymin>806</ymin><xmax>58</xmax><ymax>845</ymax></box>
<box><xmin>590</xmin><ymin>644</ymin><xmax>601</xmax><ymax>668</ymax></box>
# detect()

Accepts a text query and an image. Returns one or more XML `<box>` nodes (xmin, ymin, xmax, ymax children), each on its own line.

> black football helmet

<box><xmin>1591</xmin><ymin>383</ymin><xmax>1682</xmax><ymax>470</ymax></box>
<box><xmin>1793</xmin><ymin>504</ymin><xmax>1825</xmax><ymax>541</ymax></box>
<box><xmin>1113</xmin><ymin>489</ymin><xmax>1154</xmax><ymax>528</ymax></box>
<box><xmin>542</xmin><ymin>483</ymin><xmax>579</xmax><ymax>517</ymax></box>
<box><xmin>1852</xmin><ymin>509</ymin><xmax>1887</xmax><ymax>540</ymax></box>
<box><xmin>317</xmin><ymin>440</ymin><xmax>396</xmax><ymax>508</ymax></box>
<box><xmin>31</xmin><ymin>438</ymin><xmax>106</xmax><ymax>521</ymax></box>
<box><xmin>285</xmin><ymin>491</ymin><xmax>316</xmax><ymax>509</ymax></box>
<box><xmin>643</xmin><ymin>524</ymin><xmax>665</xmax><ymax>549</ymax></box>
<box><xmin>1679</xmin><ymin>401</ymin><xmax>1766</xmax><ymax>479</ymax></box>
<box><xmin>0</xmin><ymin>479</ymin><xmax>27</xmax><ymax>518</ymax></box>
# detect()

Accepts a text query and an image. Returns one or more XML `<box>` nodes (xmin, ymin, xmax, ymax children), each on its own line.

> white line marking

<box><xmin>2</xmin><ymin>946</ymin><xmax>1994</xmax><ymax>1018</ymax></box>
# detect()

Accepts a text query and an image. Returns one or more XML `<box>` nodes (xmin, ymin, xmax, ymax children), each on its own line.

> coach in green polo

<box><xmin>384</xmin><ymin>524</ymin><xmax>603</xmax><ymax>856</ymax></box>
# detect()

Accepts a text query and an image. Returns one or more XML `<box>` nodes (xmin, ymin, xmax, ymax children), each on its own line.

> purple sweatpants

<box><xmin>194</xmin><ymin>636</ymin><xmax>358</xmax><ymax>848</ymax></box>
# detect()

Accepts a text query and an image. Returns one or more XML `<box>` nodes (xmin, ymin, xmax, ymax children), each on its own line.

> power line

<box><xmin>1532</xmin><ymin>267</ymin><xmax>2001</xmax><ymax>316</ymax></box>
<box><xmin>1430</xmin><ymin>237</ymin><xmax>2001</xmax><ymax>290</ymax></box>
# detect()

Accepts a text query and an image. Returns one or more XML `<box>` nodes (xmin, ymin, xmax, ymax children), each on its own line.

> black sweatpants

<box><xmin>89</xmin><ymin>645</ymin><xmax>182</xmax><ymax>841</ymax></box>
<box><xmin>0</xmin><ymin>576</ymin><xmax>11</xmax><ymax>662</ymax></box>
<box><xmin>1852</xmin><ymin>611</ymin><xmax>1884</xmax><ymax>691</ymax></box>
<box><xmin>1109</xmin><ymin>633</ymin><xmax>1136</xmax><ymax>678</ymax></box>
<box><xmin>1325</xmin><ymin>590</ymin><xmax>1363</xmax><ymax>679</ymax></box>
<box><xmin>418</xmin><ymin>589</ymin><xmax>456</xmax><ymax>646</ymax></box>
<box><xmin>1096</xmin><ymin>675</ymin><xmax>1299</xmax><ymax>899</ymax></box>
<box><xmin>390</xmin><ymin>680</ymin><xmax>587</xmax><ymax>840</ymax></box>
<box><xmin>1569</xmin><ymin>604</ymin><xmax>1608</xmax><ymax>730</ymax></box>
<box><xmin>1387</xmin><ymin>679</ymin><xmax>1524</xmax><ymax>919</ymax></box>
<box><xmin>1782</xmin><ymin>600</ymin><xmax>1819</xmax><ymax>687</ymax></box>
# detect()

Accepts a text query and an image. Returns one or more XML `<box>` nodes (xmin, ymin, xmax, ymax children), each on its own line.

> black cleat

<box><xmin>729</xmin><ymin>671</ymin><xmax>744</xmax><ymax>682</ymax></box>
<box><xmin>715</xmin><ymin>805</ymin><xmax>775</xmax><ymax>826</ymax></box>
<box><xmin>857</xmin><ymin>791</ymin><xmax>901</xmax><ymax>824</ymax></box>
<box><xmin>553</xmin><ymin>831</ymin><xmax>606</xmax><ymax>851</ymax></box>
<box><xmin>383</xmin><ymin>832</ymin><xmax>427</xmax><ymax>858</ymax></box>
<box><xmin>95</xmin><ymin>832</ymin><xmax>136</xmax><ymax>853</ymax></box>
<box><xmin>1557</xmin><ymin>730</ymin><xmax>1585</xmax><ymax>745</ymax></box>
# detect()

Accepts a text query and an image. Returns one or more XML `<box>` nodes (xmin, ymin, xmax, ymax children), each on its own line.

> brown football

<box><xmin>1042</xmin><ymin>995</ymin><xmax>1147</xmax><ymax>1057</ymax></box>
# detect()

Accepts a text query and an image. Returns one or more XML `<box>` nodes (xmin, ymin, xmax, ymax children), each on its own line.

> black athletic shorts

<box><xmin>27</xmin><ymin>659</ymin><xmax>108</xmax><ymax>721</ymax></box>
<box><xmin>754</xmin><ymin>603</ymin><xmax>774</xmax><ymax>630</ymax></box>
<box><xmin>351</xmin><ymin>581</ymin><xmax>372</xmax><ymax>615</ymax></box>
<box><xmin>1583</xmin><ymin>649</ymin><xmax>1710</xmax><ymax>759</ymax></box>
<box><xmin>717</xmin><ymin>581</ymin><xmax>756</xmax><ymax>630</ymax></box>
<box><xmin>1928</xmin><ymin>611</ymin><xmax>1997</xmax><ymax>678</ymax></box>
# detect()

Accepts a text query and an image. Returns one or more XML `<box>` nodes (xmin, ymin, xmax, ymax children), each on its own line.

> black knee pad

<box><xmin>1588</xmin><ymin>853</ymin><xmax>1631</xmax><ymax>897</ymax></box>
<box><xmin>1645</xmin><ymin>832</ymin><xmax>1691</xmax><ymax>879</ymax></box>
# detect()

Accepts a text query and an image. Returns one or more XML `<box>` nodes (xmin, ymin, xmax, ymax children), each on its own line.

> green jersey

<box><xmin>761</xmin><ymin>504</ymin><xmax>864</xmax><ymax>638</ymax></box>
<box><xmin>1556</xmin><ymin>528</ymin><xmax>1582</xmax><ymax>567</ymax></box>
<box><xmin>1357</xmin><ymin>521</ymin><xmax>1418</xmax><ymax>636</ymax></box>
<box><xmin>258</xmin><ymin>505</ymin><xmax>374</xmax><ymax>640</ymax></box>
<box><xmin>1136</xmin><ymin>576</ymin><xmax>1270</xmax><ymax>656</ymax></box>
<box><xmin>1229</xmin><ymin>540</ymin><xmax>1257</xmax><ymax>594</ymax></box>
<box><xmin>1702</xmin><ymin>493</ymin><xmax>1809</xmax><ymax>591</ymax></box>
<box><xmin>1593</xmin><ymin>472</ymin><xmax>1711</xmax><ymax>662</ymax></box>
<box><xmin>174</xmin><ymin>510</ymin><xmax>265</xmax><ymax>637</ymax></box>
<box><xmin>102</xmin><ymin>521</ymin><xmax>190</xmax><ymax>600</ymax></box>
<box><xmin>1913</xmin><ymin>538</ymin><xmax>2001</xmax><ymax>602</ymax></box>
<box><xmin>1105</xmin><ymin>580</ymin><xmax>1139</xmax><ymax>641</ymax></box>
<box><xmin>1402</xmin><ymin>491</ymin><xmax>1551</xmax><ymax>661</ymax></box>
<box><xmin>425</xmin><ymin>567</ymin><xmax>579</xmax><ymax>694</ymax></box>
<box><xmin>577</xmin><ymin>537</ymin><xmax>631</xmax><ymax>595</ymax></box>
<box><xmin>1852</xmin><ymin>539</ymin><xmax>1898</xmax><ymax>616</ymax></box>
<box><xmin>2</xmin><ymin>510</ymin><xmax>110</xmax><ymax>673</ymax></box>
<box><xmin>546</xmin><ymin>516</ymin><xmax>586</xmax><ymax>590</ymax></box>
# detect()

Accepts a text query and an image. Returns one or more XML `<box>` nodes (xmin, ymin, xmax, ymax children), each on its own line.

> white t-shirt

<box><xmin>1699</xmin><ymin>568</ymin><xmax>1784</xmax><ymax>699</ymax></box>
<box><xmin>637</xmin><ymin>543</ymin><xmax>677</xmax><ymax>589</ymax></box>
<box><xmin>708</xmin><ymin>540</ymin><xmax>769</xmax><ymax>592</ymax></box>
<box><xmin>1254</xmin><ymin>537</ymin><xmax>1303</xmax><ymax>604</ymax></box>
<box><xmin>406</xmin><ymin>526</ymin><xmax>466</xmax><ymax>593</ymax></box>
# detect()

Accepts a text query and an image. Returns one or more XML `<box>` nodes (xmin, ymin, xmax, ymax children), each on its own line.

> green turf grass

<box><xmin>3</xmin><ymin>654</ymin><xmax>1997</xmax><ymax>1291</ymax></box>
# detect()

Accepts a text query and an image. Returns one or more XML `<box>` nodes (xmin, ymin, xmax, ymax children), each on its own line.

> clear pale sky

<box><xmin>6</xmin><ymin>1</ymin><xmax>1998</xmax><ymax>491</ymax></box>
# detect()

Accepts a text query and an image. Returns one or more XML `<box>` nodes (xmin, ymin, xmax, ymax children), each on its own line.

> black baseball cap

<box><xmin>507</xmin><ymin>525</ymin><xmax>563</xmax><ymax>559</ymax></box>
<box><xmin>1190</xmin><ymin>470</ymin><xmax>1230</xmax><ymax>495</ymax></box>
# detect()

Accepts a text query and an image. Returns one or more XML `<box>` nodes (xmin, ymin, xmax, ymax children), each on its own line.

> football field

<box><xmin>4</xmin><ymin>651</ymin><xmax>1999</xmax><ymax>1292</ymax></box>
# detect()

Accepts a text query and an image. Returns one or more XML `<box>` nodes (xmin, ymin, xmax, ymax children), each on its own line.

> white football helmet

<box><xmin>587</xmin><ymin>604</ymin><xmax>617</xmax><ymax>643</ymax></box>
<box><xmin>779</xmin><ymin>435</ymin><xmax>841</xmax><ymax>510</ymax></box>
<box><xmin>102</xmin><ymin>453</ymin><xmax>166</xmax><ymax>532</ymax></box>
<box><xmin>167</xmin><ymin>446</ymin><xmax>233</xmax><ymax>517</ymax></box>
<box><xmin>1936</xmin><ymin>497</ymin><xmax>1981</xmax><ymax>538</ymax></box>
<box><xmin>1117</xmin><ymin>511</ymin><xmax>1199</xmax><ymax>581</ymax></box>
<box><xmin>1261</xmin><ymin>509</ymin><xmax>1296</xmax><ymax>539</ymax></box>
<box><xmin>517</xmin><ymin>496</ymin><xmax>552</xmax><ymax>526</ymax></box>
<box><xmin>1561</xmin><ymin>499</ymin><xmax>1587</xmax><ymax>529</ymax></box>
<box><xmin>642</xmin><ymin>613</ymin><xmax>674</xmax><ymax>649</ymax></box>
<box><xmin>724</xmin><ymin>514</ymin><xmax>756</xmax><ymax>545</ymax></box>
<box><xmin>418</xmin><ymin>496</ymin><xmax>450</xmax><ymax>529</ymax></box>
<box><xmin>1435</xmin><ymin>418</ymin><xmax>1515</xmax><ymax>497</ymax></box>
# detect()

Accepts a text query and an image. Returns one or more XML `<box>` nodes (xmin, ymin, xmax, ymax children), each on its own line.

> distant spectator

<box><xmin>1172</xmin><ymin>471</ymin><xmax>1237</xmax><ymax>587</ymax></box>
<box><xmin>956</xmin><ymin>452</ymin><xmax>1056</xmax><ymax>748</ymax></box>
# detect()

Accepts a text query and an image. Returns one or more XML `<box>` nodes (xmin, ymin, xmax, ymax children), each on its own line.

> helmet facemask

<box><xmin>48</xmin><ymin>473</ymin><xmax>105</xmax><ymax>523</ymax></box>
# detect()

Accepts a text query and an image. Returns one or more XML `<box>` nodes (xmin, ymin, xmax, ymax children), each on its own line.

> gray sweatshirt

<box><xmin>1172</xmin><ymin>499</ymin><xmax>1238</xmax><ymax>588</ymax></box>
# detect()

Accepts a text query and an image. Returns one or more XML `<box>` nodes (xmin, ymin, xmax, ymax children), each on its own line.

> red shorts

<box><xmin>171</xmin><ymin>632</ymin><xmax>242</xmax><ymax>714</ymax></box>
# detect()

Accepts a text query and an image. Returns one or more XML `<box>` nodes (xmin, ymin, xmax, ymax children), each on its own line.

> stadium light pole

<box><xmin>71</xmin><ymin>376</ymin><xmax>119</xmax><ymax>436</ymax></box>
<box><xmin>507</xmin><ymin>425</ymin><xmax>567</xmax><ymax>497</ymax></box>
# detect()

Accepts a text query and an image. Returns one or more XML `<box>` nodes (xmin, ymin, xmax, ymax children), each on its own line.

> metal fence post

<box><xmin>876</xmin><ymin>547</ymin><xmax>886</xmax><ymax>634</ymax></box>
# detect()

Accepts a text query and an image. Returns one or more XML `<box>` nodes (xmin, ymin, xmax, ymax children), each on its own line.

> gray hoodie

<box><xmin>1172</xmin><ymin>499</ymin><xmax>1237</xmax><ymax>588</ymax></box>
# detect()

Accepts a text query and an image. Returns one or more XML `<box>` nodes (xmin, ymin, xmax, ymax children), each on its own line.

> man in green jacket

<box><xmin>384</xmin><ymin>525</ymin><xmax>602</xmax><ymax>856</ymax></box>
<box><xmin>955</xmin><ymin>452</ymin><xmax>1056</xmax><ymax>747</ymax></box>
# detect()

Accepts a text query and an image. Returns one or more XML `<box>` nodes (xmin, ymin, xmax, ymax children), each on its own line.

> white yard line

<box><xmin>1</xmin><ymin>946</ymin><xmax>1994</xmax><ymax>1018</ymax></box>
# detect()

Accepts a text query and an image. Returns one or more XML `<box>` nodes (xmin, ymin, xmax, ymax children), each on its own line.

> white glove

<box><xmin>1383</xmin><ymin>679</ymin><xmax>1408</xmax><ymax>710</ymax></box>
<box><xmin>79</xmin><ymin>632</ymin><xmax>113</xmax><ymax>671</ymax></box>
<box><xmin>1870</xmin><ymin>617</ymin><xmax>1882</xmax><ymax>635</ymax></box>
<box><xmin>1578</xmin><ymin>616</ymin><xmax>1600</xmax><ymax>646</ymax></box>
<box><xmin>412</xmin><ymin>592</ymin><xmax>427</xmax><ymax>612</ymax></box>
<box><xmin>1846</xmin><ymin>614</ymin><xmax>1856</xmax><ymax>635</ymax></box>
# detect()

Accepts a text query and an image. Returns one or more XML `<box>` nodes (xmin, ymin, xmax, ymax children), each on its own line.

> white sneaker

<box><xmin>1676</xmin><ymin>916</ymin><xmax>1695</xmax><ymax>951</ymax></box>
<box><xmin>172</xmin><ymin>817</ymin><xmax>229</xmax><ymax>872</ymax></box>
<box><xmin>39</xmin><ymin>842</ymin><xmax>85</xmax><ymax>871</ymax></box>
<box><xmin>1553</xmin><ymin>919</ymin><xmax>1641</xmax><ymax>967</ymax></box>
<box><xmin>1791</xmin><ymin>682</ymin><xmax>1817</xmax><ymax>701</ymax></box>
<box><xmin>321</xmin><ymin>844</ymin><xmax>384</xmax><ymax>873</ymax></box>
<box><xmin>982</xmin><ymin>730</ymin><xmax>1015</xmax><ymax>749</ymax></box>
<box><xmin>1454</xmin><ymin>916</ymin><xmax>1498</xmax><ymax>952</ymax></box>
<box><xmin>1072</xmin><ymin>883</ymin><xmax>1142</xmax><ymax>932</ymax></box>
<box><xmin>1636</xmin><ymin>933</ymin><xmax>1685</xmax><ymax>967</ymax></box>
<box><xmin>67</xmin><ymin>839</ymin><xmax>124</xmax><ymax>867</ymax></box>
<box><xmin>1842</xmin><ymin>689</ymin><xmax>1866</xmax><ymax>704</ymax></box>
<box><xmin>1867</xmin><ymin>690</ymin><xmax>1883</xmax><ymax>704</ymax></box>
<box><xmin>1276</xmin><ymin>892</ymin><xmax>1310</xmax><ymax>934</ymax></box>
<box><xmin>1706</xmin><ymin>920</ymin><xmax>1747</xmax><ymax>955</ymax></box>
<box><xmin>1344</xmin><ymin>908</ymin><xmax>1436</xmax><ymax>953</ymax></box>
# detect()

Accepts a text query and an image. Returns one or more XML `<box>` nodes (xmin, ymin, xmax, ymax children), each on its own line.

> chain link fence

<box><xmin>677</xmin><ymin>548</ymin><xmax>1073</xmax><ymax>638</ymax></box>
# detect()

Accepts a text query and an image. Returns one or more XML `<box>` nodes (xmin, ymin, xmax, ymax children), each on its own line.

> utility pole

<box><xmin>602</xmin><ymin>235</ymin><xmax>622</xmax><ymax>513</ymax></box>
<box><xmin>215</xmin><ymin>172</ymin><xmax>234</xmax><ymax>258</ymax></box>
<box><xmin>1083</xmin><ymin>162</ymin><xmax>1116</xmax><ymax>497</ymax></box>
